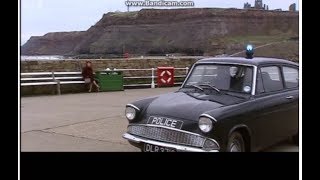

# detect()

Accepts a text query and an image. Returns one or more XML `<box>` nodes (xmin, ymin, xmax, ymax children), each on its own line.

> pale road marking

<box><xmin>230</xmin><ymin>40</ymin><xmax>287</xmax><ymax>57</ymax></box>
<box><xmin>38</xmin><ymin>130</ymin><xmax>129</xmax><ymax>146</ymax></box>
<box><xmin>21</xmin><ymin>130</ymin><xmax>140</xmax><ymax>152</ymax></box>
<box><xmin>22</xmin><ymin>115</ymin><xmax>121</xmax><ymax>133</ymax></box>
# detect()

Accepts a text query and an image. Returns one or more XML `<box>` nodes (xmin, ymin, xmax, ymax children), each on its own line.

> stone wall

<box><xmin>21</xmin><ymin>58</ymin><xmax>198</xmax><ymax>72</ymax></box>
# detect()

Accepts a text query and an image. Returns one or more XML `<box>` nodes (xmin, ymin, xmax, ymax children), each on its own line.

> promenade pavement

<box><xmin>21</xmin><ymin>87</ymin><xmax>298</xmax><ymax>152</ymax></box>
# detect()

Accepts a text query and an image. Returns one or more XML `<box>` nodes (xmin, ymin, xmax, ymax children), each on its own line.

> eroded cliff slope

<box><xmin>22</xmin><ymin>8</ymin><xmax>299</xmax><ymax>56</ymax></box>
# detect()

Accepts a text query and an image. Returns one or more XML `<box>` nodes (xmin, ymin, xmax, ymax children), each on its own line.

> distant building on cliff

<box><xmin>244</xmin><ymin>2</ymin><xmax>251</xmax><ymax>9</ymax></box>
<box><xmin>244</xmin><ymin>0</ymin><xmax>269</xmax><ymax>10</ymax></box>
<box><xmin>289</xmin><ymin>3</ymin><xmax>296</xmax><ymax>11</ymax></box>
<box><xmin>254</xmin><ymin>0</ymin><xmax>263</xmax><ymax>9</ymax></box>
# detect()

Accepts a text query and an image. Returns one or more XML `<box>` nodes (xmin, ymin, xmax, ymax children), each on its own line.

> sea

<box><xmin>21</xmin><ymin>55</ymin><xmax>68</xmax><ymax>61</ymax></box>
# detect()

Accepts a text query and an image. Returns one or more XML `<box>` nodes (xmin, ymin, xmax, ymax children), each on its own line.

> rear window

<box><xmin>283</xmin><ymin>67</ymin><xmax>299</xmax><ymax>88</ymax></box>
<box><xmin>260</xmin><ymin>66</ymin><xmax>284</xmax><ymax>92</ymax></box>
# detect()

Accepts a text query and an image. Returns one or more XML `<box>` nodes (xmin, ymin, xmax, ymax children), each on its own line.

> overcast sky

<box><xmin>21</xmin><ymin>0</ymin><xmax>299</xmax><ymax>44</ymax></box>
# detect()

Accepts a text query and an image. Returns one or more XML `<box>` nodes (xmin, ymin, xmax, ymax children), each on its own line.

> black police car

<box><xmin>122</xmin><ymin>47</ymin><xmax>299</xmax><ymax>152</ymax></box>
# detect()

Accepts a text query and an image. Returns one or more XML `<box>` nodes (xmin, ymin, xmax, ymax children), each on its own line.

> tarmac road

<box><xmin>21</xmin><ymin>87</ymin><xmax>298</xmax><ymax>152</ymax></box>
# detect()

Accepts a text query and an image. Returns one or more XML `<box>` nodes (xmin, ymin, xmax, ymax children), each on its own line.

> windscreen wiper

<box><xmin>184</xmin><ymin>84</ymin><xmax>204</xmax><ymax>91</ymax></box>
<box><xmin>198</xmin><ymin>84</ymin><xmax>221</xmax><ymax>93</ymax></box>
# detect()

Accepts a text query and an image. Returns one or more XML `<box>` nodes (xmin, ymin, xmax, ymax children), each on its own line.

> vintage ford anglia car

<box><xmin>122</xmin><ymin>56</ymin><xmax>299</xmax><ymax>152</ymax></box>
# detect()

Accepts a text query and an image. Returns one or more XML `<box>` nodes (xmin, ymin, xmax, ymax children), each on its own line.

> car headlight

<box><xmin>198</xmin><ymin>117</ymin><xmax>213</xmax><ymax>133</ymax></box>
<box><xmin>125</xmin><ymin>107</ymin><xmax>137</xmax><ymax>121</ymax></box>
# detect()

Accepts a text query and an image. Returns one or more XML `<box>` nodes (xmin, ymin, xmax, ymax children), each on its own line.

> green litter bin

<box><xmin>95</xmin><ymin>70</ymin><xmax>124</xmax><ymax>91</ymax></box>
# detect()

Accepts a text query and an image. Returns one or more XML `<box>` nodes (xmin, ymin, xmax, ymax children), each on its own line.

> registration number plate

<box><xmin>143</xmin><ymin>143</ymin><xmax>176</xmax><ymax>152</ymax></box>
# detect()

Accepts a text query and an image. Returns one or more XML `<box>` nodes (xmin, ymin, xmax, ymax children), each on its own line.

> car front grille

<box><xmin>127</xmin><ymin>125</ymin><xmax>206</xmax><ymax>147</ymax></box>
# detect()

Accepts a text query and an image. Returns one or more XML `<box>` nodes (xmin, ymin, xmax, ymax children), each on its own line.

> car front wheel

<box><xmin>227</xmin><ymin>132</ymin><xmax>245</xmax><ymax>152</ymax></box>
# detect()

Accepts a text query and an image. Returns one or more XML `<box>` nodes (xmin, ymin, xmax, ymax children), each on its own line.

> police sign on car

<box><xmin>147</xmin><ymin>116</ymin><xmax>183</xmax><ymax>129</ymax></box>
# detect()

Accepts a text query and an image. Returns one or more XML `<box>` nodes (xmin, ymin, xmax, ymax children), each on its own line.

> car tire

<box><xmin>227</xmin><ymin>132</ymin><xmax>246</xmax><ymax>152</ymax></box>
<box><xmin>292</xmin><ymin>133</ymin><xmax>299</xmax><ymax>145</ymax></box>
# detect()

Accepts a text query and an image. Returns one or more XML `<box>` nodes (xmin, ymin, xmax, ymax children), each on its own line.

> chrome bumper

<box><xmin>123</xmin><ymin>133</ymin><xmax>219</xmax><ymax>152</ymax></box>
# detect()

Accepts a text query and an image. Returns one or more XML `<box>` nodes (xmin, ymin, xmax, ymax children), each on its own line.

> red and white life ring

<box><xmin>160</xmin><ymin>70</ymin><xmax>172</xmax><ymax>84</ymax></box>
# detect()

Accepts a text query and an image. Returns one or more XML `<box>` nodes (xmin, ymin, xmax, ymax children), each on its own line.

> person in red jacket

<box><xmin>82</xmin><ymin>61</ymin><xmax>100</xmax><ymax>92</ymax></box>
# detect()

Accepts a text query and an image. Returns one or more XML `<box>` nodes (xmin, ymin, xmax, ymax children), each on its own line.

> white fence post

<box><xmin>151</xmin><ymin>68</ymin><xmax>155</xmax><ymax>88</ymax></box>
<box><xmin>186</xmin><ymin>67</ymin><xmax>189</xmax><ymax>75</ymax></box>
<box><xmin>52</xmin><ymin>71</ymin><xmax>61</xmax><ymax>95</ymax></box>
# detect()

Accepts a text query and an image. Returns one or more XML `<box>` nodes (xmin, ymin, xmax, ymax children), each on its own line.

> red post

<box><xmin>124</xmin><ymin>52</ymin><xmax>129</xmax><ymax>59</ymax></box>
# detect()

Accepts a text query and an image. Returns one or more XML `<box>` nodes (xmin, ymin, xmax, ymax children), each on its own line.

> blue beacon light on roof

<box><xmin>245</xmin><ymin>44</ymin><xmax>254</xmax><ymax>59</ymax></box>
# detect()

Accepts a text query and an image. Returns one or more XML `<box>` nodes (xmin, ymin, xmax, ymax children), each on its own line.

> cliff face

<box><xmin>22</xmin><ymin>31</ymin><xmax>85</xmax><ymax>55</ymax></box>
<box><xmin>22</xmin><ymin>8</ymin><xmax>299</xmax><ymax>56</ymax></box>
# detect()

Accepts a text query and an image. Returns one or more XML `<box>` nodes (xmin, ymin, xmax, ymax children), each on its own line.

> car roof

<box><xmin>197</xmin><ymin>57</ymin><xmax>299</xmax><ymax>66</ymax></box>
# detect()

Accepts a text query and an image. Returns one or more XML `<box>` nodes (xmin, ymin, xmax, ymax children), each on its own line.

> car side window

<box><xmin>283</xmin><ymin>66</ymin><xmax>299</xmax><ymax>88</ymax></box>
<box><xmin>260</xmin><ymin>66</ymin><xmax>284</xmax><ymax>92</ymax></box>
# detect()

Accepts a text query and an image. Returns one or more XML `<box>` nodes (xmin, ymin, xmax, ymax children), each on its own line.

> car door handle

<box><xmin>286</xmin><ymin>96</ymin><xmax>294</xmax><ymax>100</ymax></box>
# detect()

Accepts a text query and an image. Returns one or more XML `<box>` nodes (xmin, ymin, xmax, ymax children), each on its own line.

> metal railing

<box><xmin>21</xmin><ymin>67</ymin><xmax>190</xmax><ymax>95</ymax></box>
<box><xmin>116</xmin><ymin>67</ymin><xmax>189</xmax><ymax>88</ymax></box>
